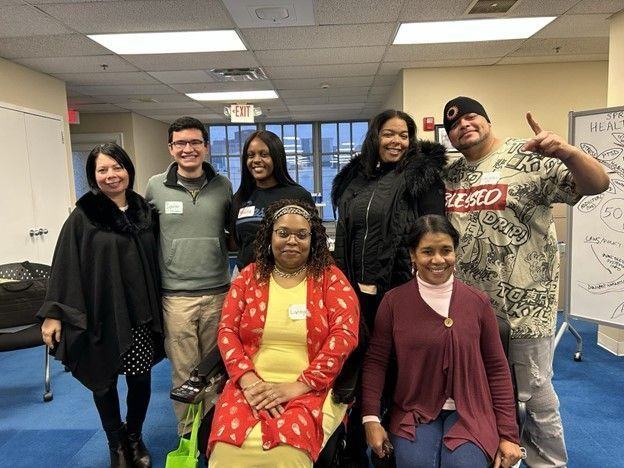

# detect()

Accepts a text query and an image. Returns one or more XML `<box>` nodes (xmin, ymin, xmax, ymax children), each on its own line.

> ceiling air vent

<box><xmin>468</xmin><ymin>0</ymin><xmax>518</xmax><ymax>15</ymax></box>
<box><xmin>208</xmin><ymin>67</ymin><xmax>268</xmax><ymax>82</ymax></box>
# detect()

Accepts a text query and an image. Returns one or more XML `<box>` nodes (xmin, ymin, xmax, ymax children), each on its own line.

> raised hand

<box><xmin>521</xmin><ymin>112</ymin><xmax>573</xmax><ymax>161</ymax></box>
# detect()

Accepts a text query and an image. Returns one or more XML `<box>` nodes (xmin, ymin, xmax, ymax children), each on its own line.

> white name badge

<box><xmin>481</xmin><ymin>171</ymin><xmax>501</xmax><ymax>185</ymax></box>
<box><xmin>238</xmin><ymin>206</ymin><xmax>255</xmax><ymax>218</ymax></box>
<box><xmin>288</xmin><ymin>304</ymin><xmax>307</xmax><ymax>320</ymax></box>
<box><xmin>165</xmin><ymin>201</ymin><xmax>184</xmax><ymax>214</ymax></box>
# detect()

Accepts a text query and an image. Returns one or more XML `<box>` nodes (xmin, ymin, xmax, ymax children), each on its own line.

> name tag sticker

<box><xmin>165</xmin><ymin>201</ymin><xmax>184</xmax><ymax>214</ymax></box>
<box><xmin>481</xmin><ymin>171</ymin><xmax>501</xmax><ymax>185</ymax></box>
<box><xmin>288</xmin><ymin>304</ymin><xmax>307</xmax><ymax>320</ymax></box>
<box><xmin>238</xmin><ymin>206</ymin><xmax>255</xmax><ymax>218</ymax></box>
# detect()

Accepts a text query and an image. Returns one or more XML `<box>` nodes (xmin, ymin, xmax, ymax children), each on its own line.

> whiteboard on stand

<box><xmin>567</xmin><ymin>106</ymin><xmax>624</xmax><ymax>328</ymax></box>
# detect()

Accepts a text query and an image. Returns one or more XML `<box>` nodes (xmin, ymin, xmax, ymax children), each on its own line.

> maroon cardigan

<box><xmin>361</xmin><ymin>278</ymin><xmax>519</xmax><ymax>461</ymax></box>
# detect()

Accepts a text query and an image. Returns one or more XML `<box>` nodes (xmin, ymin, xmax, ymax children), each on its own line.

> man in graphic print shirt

<box><xmin>443</xmin><ymin>96</ymin><xmax>609</xmax><ymax>468</ymax></box>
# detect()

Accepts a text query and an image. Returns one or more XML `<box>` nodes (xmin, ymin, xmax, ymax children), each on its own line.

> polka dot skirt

<box><xmin>120</xmin><ymin>325</ymin><xmax>154</xmax><ymax>376</ymax></box>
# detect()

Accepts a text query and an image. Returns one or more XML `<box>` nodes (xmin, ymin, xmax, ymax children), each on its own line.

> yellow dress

<box><xmin>210</xmin><ymin>277</ymin><xmax>347</xmax><ymax>467</ymax></box>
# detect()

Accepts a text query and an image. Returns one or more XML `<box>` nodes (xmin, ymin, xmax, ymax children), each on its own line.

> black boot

<box><xmin>105</xmin><ymin>424</ymin><xmax>132</xmax><ymax>468</ymax></box>
<box><xmin>127</xmin><ymin>432</ymin><xmax>152</xmax><ymax>468</ymax></box>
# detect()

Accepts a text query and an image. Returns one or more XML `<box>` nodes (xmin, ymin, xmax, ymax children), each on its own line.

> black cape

<box><xmin>37</xmin><ymin>190</ymin><xmax>164</xmax><ymax>392</ymax></box>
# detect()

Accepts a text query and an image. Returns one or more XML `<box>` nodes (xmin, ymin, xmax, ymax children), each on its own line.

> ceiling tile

<box><xmin>534</xmin><ymin>14</ymin><xmax>611</xmax><ymax>38</ymax></box>
<box><xmin>169</xmin><ymin>81</ymin><xmax>277</xmax><ymax>93</ymax></box>
<box><xmin>288</xmin><ymin>103</ymin><xmax>365</xmax><ymax>112</ymax></box>
<box><xmin>399</xmin><ymin>0</ymin><xmax>473</xmax><ymax>21</ymax></box>
<box><xmin>379</xmin><ymin>57</ymin><xmax>499</xmax><ymax>74</ymax></box>
<box><xmin>508</xmin><ymin>0</ymin><xmax>579</xmax><ymax>16</ymax></box>
<box><xmin>510</xmin><ymin>37</ymin><xmax>609</xmax><ymax>56</ymax></box>
<box><xmin>264</xmin><ymin>63</ymin><xmax>380</xmax><ymax>79</ymax></box>
<box><xmin>37</xmin><ymin>0</ymin><xmax>234</xmax><ymax>33</ymax></box>
<box><xmin>279</xmin><ymin>87</ymin><xmax>372</xmax><ymax>98</ymax></box>
<box><xmin>93</xmin><ymin>94</ymin><xmax>198</xmax><ymax>104</ymax></box>
<box><xmin>71</xmin><ymin>103</ymin><xmax>129</xmax><ymax>112</ymax></box>
<box><xmin>139</xmin><ymin>112</ymin><xmax>225</xmax><ymax>122</ymax></box>
<box><xmin>285</xmin><ymin>95</ymin><xmax>372</xmax><ymax>105</ymax></box>
<box><xmin>385</xmin><ymin>40</ymin><xmax>524</xmax><ymax>62</ymax></box>
<box><xmin>14</xmin><ymin>55</ymin><xmax>138</xmax><ymax>74</ymax></box>
<box><xmin>148</xmin><ymin>70</ymin><xmax>218</xmax><ymax>84</ymax></box>
<box><xmin>122</xmin><ymin>52</ymin><xmax>258</xmax><ymax>71</ymax></box>
<box><xmin>255</xmin><ymin>47</ymin><xmax>386</xmax><ymax>66</ymax></box>
<box><xmin>0</xmin><ymin>5</ymin><xmax>73</xmax><ymax>37</ymax></box>
<box><xmin>0</xmin><ymin>34</ymin><xmax>109</xmax><ymax>59</ymax></box>
<box><xmin>498</xmin><ymin>54</ymin><xmax>609</xmax><ymax>64</ymax></box>
<box><xmin>72</xmin><ymin>84</ymin><xmax>178</xmax><ymax>96</ymax></box>
<box><xmin>372</xmin><ymin>75</ymin><xmax>398</xmax><ymax>86</ymax></box>
<box><xmin>315</xmin><ymin>0</ymin><xmax>402</xmax><ymax>24</ymax></box>
<box><xmin>242</xmin><ymin>23</ymin><xmax>395</xmax><ymax>50</ymax></box>
<box><xmin>569</xmin><ymin>0</ymin><xmax>624</xmax><ymax>14</ymax></box>
<box><xmin>54</xmin><ymin>72</ymin><xmax>160</xmax><ymax>86</ymax></box>
<box><xmin>273</xmin><ymin>76</ymin><xmax>374</xmax><ymax>90</ymax></box>
<box><xmin>369</xmin><ymin>86</ymin><xmax>392</xmax><ymax>96</ymax></box>
<box><xmin>118</xmin><ymin>102</ymin><xmax>205</xmax><ymax>113</ymax></box>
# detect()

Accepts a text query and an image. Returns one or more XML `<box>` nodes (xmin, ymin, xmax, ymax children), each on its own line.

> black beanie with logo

<box><xmin>443</xmin><ymin>96</ymin><xmax>490</xmax><ymax>134</ymax></box>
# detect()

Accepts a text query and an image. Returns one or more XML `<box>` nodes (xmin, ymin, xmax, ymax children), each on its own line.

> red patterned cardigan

<box><xmin>208</xmin><ymin>263</ymin><xmax>360</xmax><ymax>461</ymax></box>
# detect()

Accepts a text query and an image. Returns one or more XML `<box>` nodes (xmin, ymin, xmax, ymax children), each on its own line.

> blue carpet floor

<box><xmin>0</xmin><ymin>317</ymin><xmax>622</xmax><ymax>467</ymax></box>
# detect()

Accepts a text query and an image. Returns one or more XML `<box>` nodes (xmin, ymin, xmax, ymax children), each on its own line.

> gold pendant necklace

<box><xmin>273</xmin><ymin>265</ymin><xmax>307</xmax><ymax>278</ymax></box>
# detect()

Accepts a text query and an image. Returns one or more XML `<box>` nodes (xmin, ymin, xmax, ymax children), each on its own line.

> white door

<box><xmin>0</xmin><ymin>106</ymin><xmax>37</xmax><ymax>264</ymax></box>
<box><xmin>24</xmin><ymin>113</ymin><xmax>72</xmax><ymax>264</ymax></box>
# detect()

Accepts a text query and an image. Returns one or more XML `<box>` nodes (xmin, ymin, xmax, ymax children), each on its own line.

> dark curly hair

<box><xmin>254</xmin><ymin>199</ymin><xmax>334</xmax><ymax>282</ymax></box>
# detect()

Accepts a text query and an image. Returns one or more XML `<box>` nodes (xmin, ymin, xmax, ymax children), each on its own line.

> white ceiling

<box><xmin>0</xmin><ymin>0</ymin><xmax>621</xmax><ymax>123</ymax></box>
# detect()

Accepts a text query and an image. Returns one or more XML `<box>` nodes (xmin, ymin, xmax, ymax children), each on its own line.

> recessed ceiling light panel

<box><xmin>186</xmin><ymin>90</ymin><xmax>279</xmax><ymax>101</ymax></box>
<box><xmin>88</xmin><ymin>30</ymin><xmax>246</xmax><ymax>54</ymax></box>
<box><xmin>394</xmin><ymin>17</ymin><xmax>556</xmax><ymax>44</ymax></box>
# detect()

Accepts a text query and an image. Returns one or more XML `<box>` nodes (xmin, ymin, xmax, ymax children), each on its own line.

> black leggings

<box><xmin>92</xmin><ymin>372</ymin><xmax>151</xmax><ymax>434</ymax></box>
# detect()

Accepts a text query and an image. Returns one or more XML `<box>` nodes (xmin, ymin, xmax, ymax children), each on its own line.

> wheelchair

<box><xmin>170</xmin><ymin>342</ymin><xmax>359</xmax><ymax>467</ymax></box>
<box><xmin>172</xmin><ymin>317</ymin><xmax>529</xmax><ymax>467</ymax></box>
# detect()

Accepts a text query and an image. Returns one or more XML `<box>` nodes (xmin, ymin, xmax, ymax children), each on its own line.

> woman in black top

<box><xmin>39</xmin><ymin>143</ymin><xmax>163</xmax><ymax>468</ymax></box>
<box><xmin>331</xmin><ymin>109</ymin><xmax>447</xmax><ymax>466</ymax></box>
<box><xmin>232</xmin><ymin>130</ymin><xmax>314</xmax><ymax>271</ymax></box>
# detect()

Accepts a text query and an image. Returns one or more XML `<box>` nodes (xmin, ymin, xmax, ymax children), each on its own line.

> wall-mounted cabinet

<box><xmin>0</xmin><ymin>102</ymin><xmax>72</xmax><ymax>265</ymax></box>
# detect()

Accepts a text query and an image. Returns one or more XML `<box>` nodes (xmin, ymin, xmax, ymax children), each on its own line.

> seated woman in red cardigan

<box><xmin>362</xmin><ymin>214</ymin><xmax>522</xmax><ymax>468</ymax></box>
<box><xmin>208</xmin><ymin>199</ymin><xmax>359</xmax><ymax>467</ymax></box>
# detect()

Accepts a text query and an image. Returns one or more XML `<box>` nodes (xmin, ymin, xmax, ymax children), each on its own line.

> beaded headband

<box><xmin>273</xmin><ymin>204</ymin><xmax>311</xmax><ymax>221</ymax></box>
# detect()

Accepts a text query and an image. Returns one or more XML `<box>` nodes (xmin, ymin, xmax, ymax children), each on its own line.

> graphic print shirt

<box><xmin>445</xmin><ymin>138</ymin><xmax>582</xmax><ymax>338</ymax></box>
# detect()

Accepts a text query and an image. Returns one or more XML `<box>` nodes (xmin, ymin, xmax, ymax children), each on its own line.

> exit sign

<box><xmin>230</xmin><ymin>104</ymin><xmax>255</xmax><ymax>123</ymax></box>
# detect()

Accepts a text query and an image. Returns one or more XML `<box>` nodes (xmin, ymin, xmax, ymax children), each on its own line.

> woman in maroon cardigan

<box><xmin>361</xmin><ymin>215</ymin><xmax>521</xmax><ymax>468</ymax></box>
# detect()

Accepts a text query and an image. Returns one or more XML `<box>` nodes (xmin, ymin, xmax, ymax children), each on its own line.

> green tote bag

<box><xmin>165</xmin><ymin>401</ymin><xmax>203</xmax><ymax>468</ymax></box>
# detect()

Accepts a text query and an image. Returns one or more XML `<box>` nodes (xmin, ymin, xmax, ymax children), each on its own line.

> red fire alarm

<box><xmin>423</xmin><ymin>117</ymin><xmax>435</xmax><ymax>131</ymax></box>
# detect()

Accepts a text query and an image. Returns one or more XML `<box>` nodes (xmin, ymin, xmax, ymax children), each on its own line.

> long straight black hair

<box><xmin>233</xmin><ymin>130</ymin><xmax>297</xmax><ymax>209</ymax></box>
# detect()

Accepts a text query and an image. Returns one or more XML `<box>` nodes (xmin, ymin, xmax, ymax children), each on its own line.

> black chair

<box><xmin>171</xmin><ymin>344</ymin><xmax>348</xmax><ymax>467</ymax></box>
<box><xmin>0</xmin><ymin>261</ymin><xmax>53</xmax><ymax>402</ymax></box>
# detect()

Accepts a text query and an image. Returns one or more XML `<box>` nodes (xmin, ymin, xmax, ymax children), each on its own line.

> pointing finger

<box><xmin>526</xmin><ymin>112</ymin><xmax>542</xmax><ymax>134</ymax></box>
<box><xmin>526</xmin><ymin>112</ymin><xmax>542</xmax><ymax>135</ymax></box>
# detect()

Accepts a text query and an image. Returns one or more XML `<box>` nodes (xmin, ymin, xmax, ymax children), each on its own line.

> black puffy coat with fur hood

<box><xmin>331</xmin><ymin>140</ymin><xmax>447</xmax><ymax>296</ymax></box>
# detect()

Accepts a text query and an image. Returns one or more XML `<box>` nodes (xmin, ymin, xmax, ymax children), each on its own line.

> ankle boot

<box><xmin>105</xmin><ymin>424</ymin><xmax>132</xmax><ymax>468</ymax></box>
<box><xmin>127</xmin><ymin>432</ymin><xmax>152</xmax><ymax>468</ymax></box>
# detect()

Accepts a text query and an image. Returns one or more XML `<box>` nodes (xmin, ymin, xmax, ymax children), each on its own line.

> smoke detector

<box><xmin>255</xmin><ymin>7</ymin><xmax>289</xmax><ymax>22</ymax></box>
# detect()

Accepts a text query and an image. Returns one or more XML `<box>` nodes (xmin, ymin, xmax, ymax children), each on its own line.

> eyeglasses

<box><xmin>169</xmin><ymin>139</ymin><xmax>205</xmax><ymax>150</ymax></box>
<box><xmin>273</xmin><ymin>228</ymin><xmax>311</xmax><ymax>241</ymax></box>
